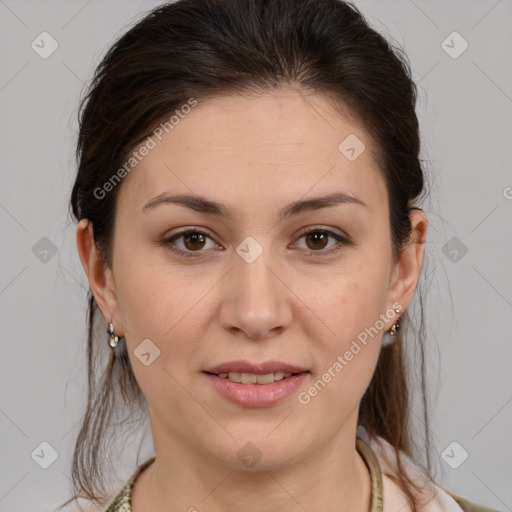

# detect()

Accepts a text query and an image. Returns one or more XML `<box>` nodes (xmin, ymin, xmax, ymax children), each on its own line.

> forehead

<box><xmin>118</xmin><ymin>88</ymin><xmax>386</xmax><ymax>218</ymax></box>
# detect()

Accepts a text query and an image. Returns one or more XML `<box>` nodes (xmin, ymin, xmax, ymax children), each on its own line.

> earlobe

<box><xmin>76</xmin><ymin>218</ymin><xmax>123</xmax><ymax>334</ymax></box>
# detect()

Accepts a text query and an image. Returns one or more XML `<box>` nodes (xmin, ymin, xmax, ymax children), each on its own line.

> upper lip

<box><xmin>204</xmin><ymin>360</ymin><xmax>309</xmax><ymax>375</ymax></box>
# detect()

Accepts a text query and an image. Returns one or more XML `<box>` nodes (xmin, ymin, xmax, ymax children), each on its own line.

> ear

<box><xmin>76</xmin><ymin>218</ymin><xmax>124</xmax><ymax>336</ymax></box>
<box><xmin>388</xmin><ymin>208</ymin><xmax>428</xmax><ymax>313</ymax></box>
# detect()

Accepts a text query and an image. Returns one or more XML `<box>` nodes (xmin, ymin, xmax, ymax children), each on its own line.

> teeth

<box><xmin>241</xmin><ymin>372</ymin><xmax>257</xmax><ymax>384</ymax></box>
<box><xmin>217</xmin><ymin>371</ymin><xmax>293</xmax><ymax>384</ymax></box>
<box><xmin>273</xmin><ymin>371</ymin><xmax>284</xmax><ymax>381</ymax></box>
<box><xmin>255</xmin><ymin>373</ymin><xmax>275</xmax><ymax>384</ymax></box>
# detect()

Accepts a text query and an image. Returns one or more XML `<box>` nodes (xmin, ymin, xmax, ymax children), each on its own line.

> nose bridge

<box><xmin>235</xmin><ymin>237</ymin><xmax>281</xmax><ymax>309</ymax></box>
<box><xmin>221</xmin><ymin>236</ymin><xmax>290</xmax><ymax>336</ymax></box>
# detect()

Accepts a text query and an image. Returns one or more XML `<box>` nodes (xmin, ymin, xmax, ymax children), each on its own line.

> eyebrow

<box><xmin>141</xmin><ymin>191</ymin><xmax>366</xmax><ymax>220</ymax></box>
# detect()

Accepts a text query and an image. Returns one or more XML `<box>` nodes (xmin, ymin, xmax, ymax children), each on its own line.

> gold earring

<box><xmin>108</xmin><ymin>322</ymin><xmax>119</xmax><ymax>348</ymax></box>
<box><xmin>387</xmin><ymin>308</ymin><xmax>402</xmax><ymax>336</ymax></box>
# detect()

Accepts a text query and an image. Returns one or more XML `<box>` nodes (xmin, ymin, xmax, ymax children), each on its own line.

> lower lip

<box><xmin>204</xmin><ymin>372</ymin><xmax>309</xmax><ymax>407</ymax></box>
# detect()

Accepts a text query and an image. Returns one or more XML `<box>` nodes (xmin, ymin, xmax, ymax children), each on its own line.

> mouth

<box><xmin>205</xmin><ymin>370</ymin><xmax>301</xmax><ymax>385</ymax></box>
<box><xmin>203</xmin><ymin>361</ymin><xmax>310</xmax><ymax>407</ymax></box>
<box><xmin>203</xmin><ymin>360</ymin><xmax>309</xmax><ymax>382</ymax></box>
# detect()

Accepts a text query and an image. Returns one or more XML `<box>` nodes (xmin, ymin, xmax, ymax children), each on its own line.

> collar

<box><xmin>106</xmin><ymin>437</ymin><xmax>383</xmax><ymax>511</ymax></box>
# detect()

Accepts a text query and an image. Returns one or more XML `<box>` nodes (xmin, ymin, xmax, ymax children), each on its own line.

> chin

<box><xmin>202</xmin><ymin>431</ymin><xmax>311</xmax><ymax>471</ymax></box>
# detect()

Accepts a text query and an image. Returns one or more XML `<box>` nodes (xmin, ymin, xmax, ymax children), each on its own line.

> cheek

<box><xmin>297</xmin><ymin>259</ymin><xmax>390</xmax><ymax>406</ymax></box>
<box><xmin>113</xmin><ymin>249</ymin><xmax>215</xmax><ymax>376</ymax></box>
<box><xmin>113</xmin><ymin>235</ymin><xmax>193</xmax><ymax>337</ymax></box>
<box><xmin>113</xmin><ymin>260</ymin><xmax>204</xmax><ymax>414</ymax></box>
<box><xmin>296</xmin><ymin>279</ymin><xmax>385</xmax><ymax>418</ymax></box>
<box><xmin>305</xmin><ymin>261</ymin><xmax>391</xmax><ymax>348</ymax></box>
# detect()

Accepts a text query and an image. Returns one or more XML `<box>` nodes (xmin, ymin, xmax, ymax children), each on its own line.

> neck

<box><xmin>132</xmin><ymin>416</ymin><xmax>372</xmax><ymax>512</ymax></box>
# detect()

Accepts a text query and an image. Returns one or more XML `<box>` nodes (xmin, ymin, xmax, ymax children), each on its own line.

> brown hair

<box><xmin>62</xmin><ymin>0</ymin><xmax>435</xmax><ymax>509</ymax></box>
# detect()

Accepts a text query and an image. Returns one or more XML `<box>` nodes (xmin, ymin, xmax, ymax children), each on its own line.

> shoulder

<box><xmin>362</xmin><ymin>433</ymin><xmax>500</xmax><ymax>512</ymax></box>
<box><xmin>441</xmin><ymin>489</ymin><xmax>502</xmax><ymax>512</ymax></box>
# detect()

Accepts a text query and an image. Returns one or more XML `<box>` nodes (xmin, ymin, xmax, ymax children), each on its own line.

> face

<box><xmin>77</xmin><ymin>87</ymin><xmax>426</xmax><ymax>471</ymax></box>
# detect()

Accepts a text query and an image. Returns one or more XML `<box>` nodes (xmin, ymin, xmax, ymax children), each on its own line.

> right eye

<box><xmin>162</xmin><ymin>229</ymin><xmax>220</xmax><ymax>258</ymax></box>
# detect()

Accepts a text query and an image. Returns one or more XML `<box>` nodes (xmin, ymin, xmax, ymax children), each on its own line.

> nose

<box><xmin>218</xmin><ymin>244</ymin><xmax>293</xmax><ymax>340</ymax></box>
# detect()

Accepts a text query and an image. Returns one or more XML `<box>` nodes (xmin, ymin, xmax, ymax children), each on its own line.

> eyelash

<box><xmin>161</xmin><ymin>227</ymin><xmax>352</xmax><ymax>258</ymax></box>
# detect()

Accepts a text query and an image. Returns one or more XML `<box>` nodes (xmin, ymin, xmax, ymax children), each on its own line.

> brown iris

<box><xmin>304</xmin><ymin>231</ymin><xmax>329</xmax><ymax>251</ymax></box>
<box><xmin>183</xmin><ymin>232</ymin><xmax>207</xmax><ymax>251</ymax></box>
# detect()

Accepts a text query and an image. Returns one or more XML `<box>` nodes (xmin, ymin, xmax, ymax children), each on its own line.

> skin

<box><xmin>76</xmin><ymin>87</ymin><xmax>427</xmax><ymax>512</ymax></box>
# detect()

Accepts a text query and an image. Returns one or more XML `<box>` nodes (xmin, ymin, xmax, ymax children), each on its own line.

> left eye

<box><xmin>162</xmin><ymin>228</ymin><xmax>350</xmax><ymax>258</ymax></box>
<box><xmin>294</xmin><ymin>228</ymin><xmax>348</xmax><ymax>253</ymax></box>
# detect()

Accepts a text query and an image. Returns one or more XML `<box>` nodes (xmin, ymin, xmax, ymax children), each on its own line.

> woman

<box><xmin>61</xmin><ymin>0</ymin><xmax>499</xmax><ymax>510</ymax></box>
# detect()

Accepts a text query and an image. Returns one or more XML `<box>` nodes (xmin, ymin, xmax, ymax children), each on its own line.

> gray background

<box><xmin>1</xmin><ymin>0</ymin><xmax>511</xmax><ymax>510</ymax></box>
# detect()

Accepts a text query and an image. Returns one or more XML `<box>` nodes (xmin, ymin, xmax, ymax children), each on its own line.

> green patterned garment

<box><xmin>105</xmin><ymin>456</ymin><xmax>155</xmax><ymax>511</ymax></box>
